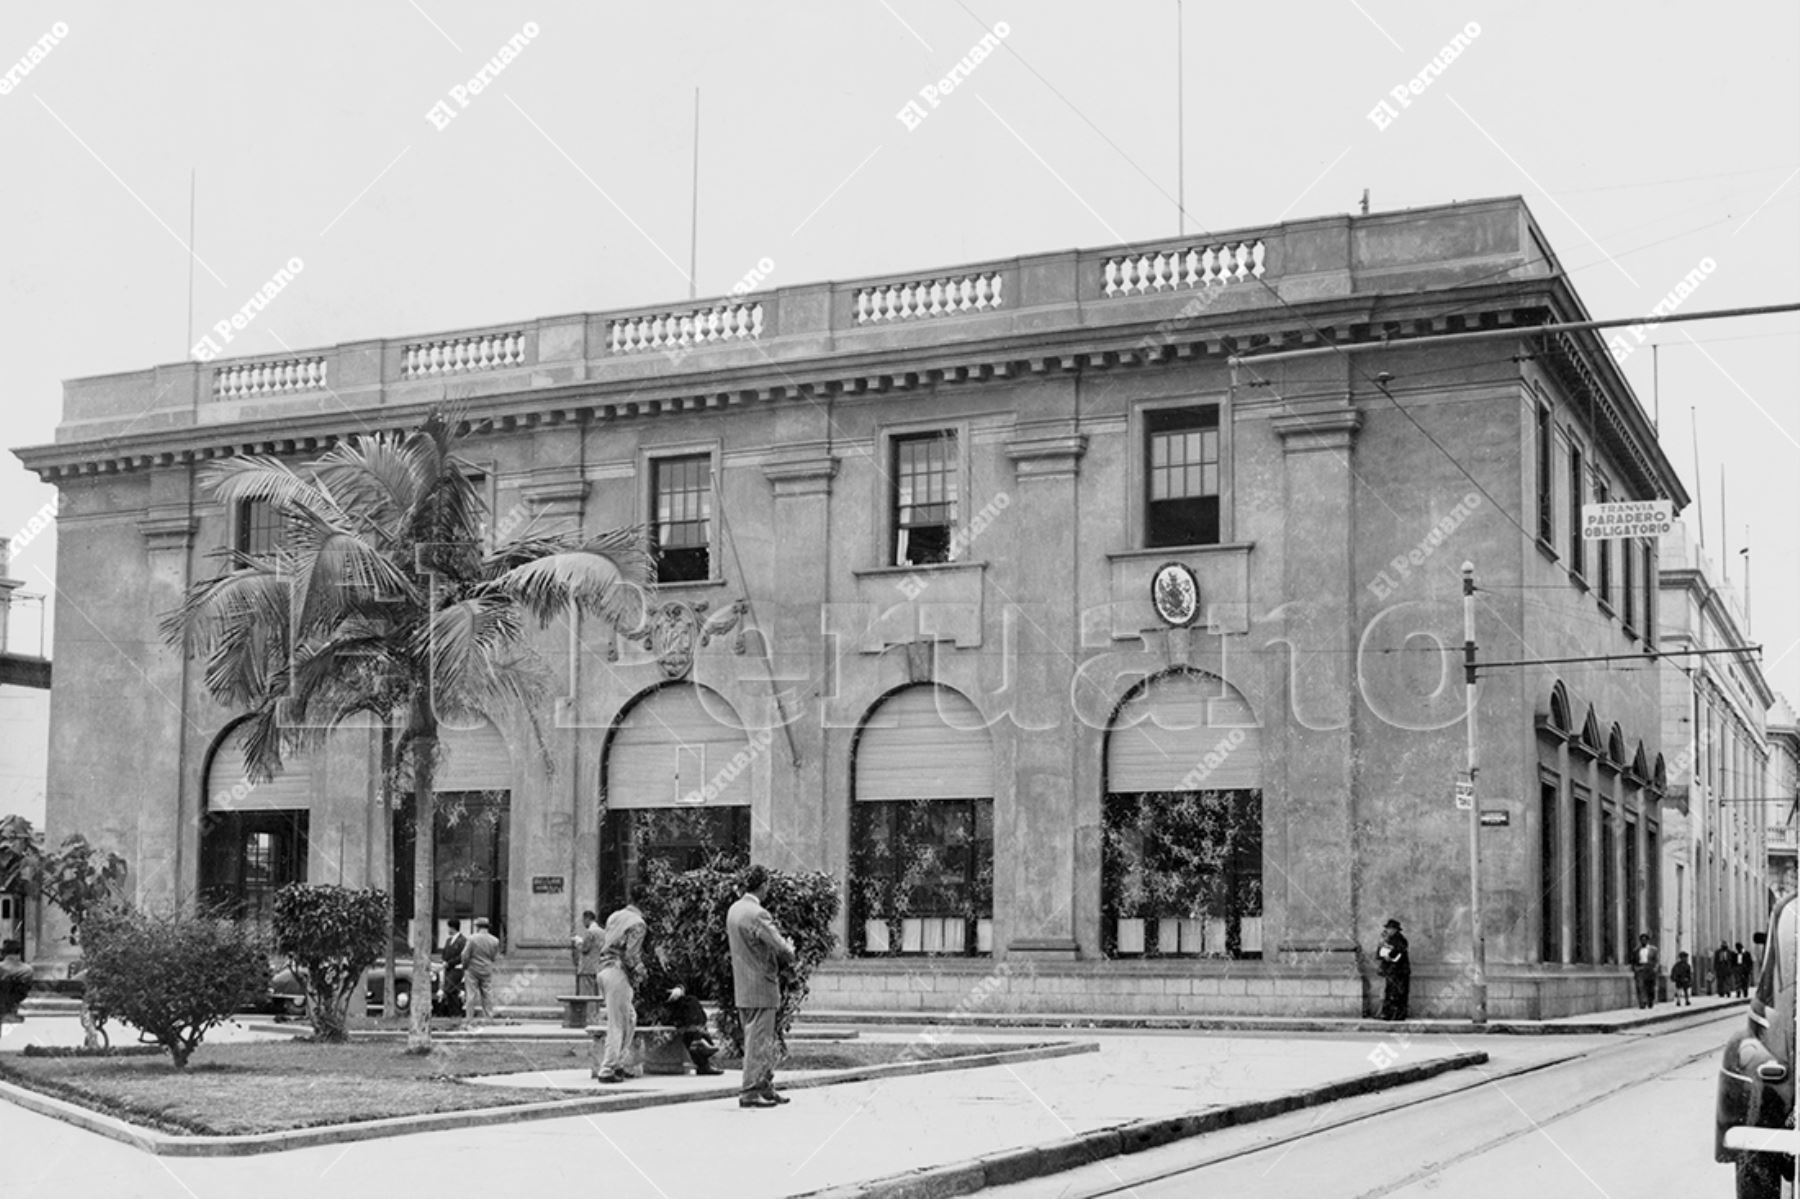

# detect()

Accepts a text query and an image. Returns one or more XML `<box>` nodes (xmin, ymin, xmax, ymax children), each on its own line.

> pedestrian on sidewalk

<box><xmin>1670</xmin><ymin>952</ymin><xmax>1693</xmax><ymax>1005</ymax></box>
<box><xmin>572</xmin><ymin>910</ymin><xmax>603</xmax><ymax>996</ymax></box>
<box><xmin>728</xmin><ymin>864</ymin><xmax>796</xmax><ymax>1108</ymax></box>
<box><xmin>1713</xmin><ymin>942</ymin><xmax>1734</xmax><ymax>996</ymax></box>
<box><xmin>595</xmin><ymin>892</ymin><xmax>647</xmax><ymax>1084</ymax></box>
<box><xmin>1376</xmin><ymin>918</ymin><xmax>1410</xmax><ymax>1021</ymax></box>
<box><xmin>0</xmin><ymin>941</ymin><xmax>33</xmax><ymax>1021</ymax></box>
<box><xmin>1631</xmin><ymin>934</ymin><xmax>1659</xmax><ymax>1008</ymax></box>
<box><xmin>438</xmin><ymin>919</ymin><xmax>467</xmax><ymax>1017</ymax></box>
<box><xmin>461</xmin><ymin>917</ymin><xmax>501</xmax><ymax>1019</ymax></box>
<box><xmin>1735</xmin><ymin>942</ymin><xmax>1755</xmax><ymax>998</ymax></box>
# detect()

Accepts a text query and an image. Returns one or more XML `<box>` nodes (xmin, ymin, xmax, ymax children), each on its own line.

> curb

<box><xmin>794</xmin><ymin>1049</ymin><xmax>1489</xmax><ymax>1199</ymax></box>
<box><xmin>797</xmin><ymin>998</ymin><xmax>1745</xmax><ymax>1037</ymax></box>
<box><xmin>0</xmin><ymin>1039</ymin><xmax>1095</xmax><ymax>1157</ymax></box>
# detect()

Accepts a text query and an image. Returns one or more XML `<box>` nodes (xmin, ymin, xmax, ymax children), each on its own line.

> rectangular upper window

<box><xmin>1567</xmin><ymin>442</ymin><xmax>1586</xmax><ymax>578</ymax></box>
<box><xmin>1641</xmin><ymin>541</ymin><xmax>1656</xmax><ymax>651</ymax></box>
<box><xmin>1145</xmin><ymin>405</ymin><xmax>1221</xmax><ymax>548</ymax></box>
<box><xmin>652</xmin><ymin>454</ymin><xmax>712</xmax><ymax>583</ymax></box>
<box><xmin>1622</xmin><ymin>533</ymin><xmax>1637</xmax><ymax>632</ymax></box>
<box><xmin>1594</xmin><ymin>477</ymin><xmax>1612</xmax><ymax>607</ymax></box>
<box><xmin>234</xmin><ymin>498</ymin><xmax>284</xmax><ymax>557</ymax></box>
<box><xmin>1535</xmin><ymin>403</ymin><xmax>1555</xmax><ymax>544</ymax></box>
<box><xmin>893</xmin><ymin>431</ymin><xmax>959</xmax><ymax>566</ymax></box>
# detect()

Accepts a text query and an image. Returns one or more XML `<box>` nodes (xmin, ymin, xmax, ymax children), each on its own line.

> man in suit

<box><xmin>1632</xmin><ymin>933</ymin><xmax>1659</xmax><ymax>1009</ymax></box>
<box><xmin>438</xmin><ymin>920</ymin><xmax>468</xmax><ymax>1016</ymax></box>
<box><xmin>1713</xmin><ymin>942</ymin><xmax>1734</xmax><ymax>997</ymax></box>
<box><xmin>727</xmin><ymin>864</ymin><xmax>795</xmax><ymax>1108</ymax></box>
<box><xmin>461</xmin><ymin>917</ymin><xmax>501</xmax><ymax>1020</ymax></box>
<box><xmin>571</xmin><ymin>910</ymin><xmax>603</xmax><ymax>996</ymax></box>
<box><xmin>1735</xmin><ymin>942</ymin><xmax>1756</xmax><ymax>998</ymax></box>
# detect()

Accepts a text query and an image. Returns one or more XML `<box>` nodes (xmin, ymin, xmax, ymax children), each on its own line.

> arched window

<box><xmin>1103</xmin><ymin>670</ymin><xmax>1263</xmax><ymax>959</ymax></box>
<box><xmin>850</xmin><ymin>685</ymin><xmax>994</xmax><ymax>956</ymax></box>
<box><xmin>200</xmin><ymin>721</ymin><xmax>313</xmax><ymax>936</ymax></box>
<box><xmin>601</xmin><ymin>684</ymin><xmax>753</xmax><ymax>910</ymax></box>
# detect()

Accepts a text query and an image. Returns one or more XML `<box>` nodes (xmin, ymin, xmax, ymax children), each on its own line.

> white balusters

<box><xmin>607</xmin><ymin>301</ymin><xmax>764</xmax><ymax>354</ymax></box>
<box><xmin>853</xmin><ymin>271</ymin><xmax>1004</xmax><ymax>324</ymax></box>
<box><xmin>400</xmin><ymin>331</ymin><xmax>526</xmax><ymax>378</ymax></box>
<box><xmin>1100</xmin><ymin>239</ymin><xmax>1267</xmax><ymax>297</ymax></box>
<box><xmin>212</xmin><ymin>356</ymin><xmax>329</xmax><ymax>400</ymax></box>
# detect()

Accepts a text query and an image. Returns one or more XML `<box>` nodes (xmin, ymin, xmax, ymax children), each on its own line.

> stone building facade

<box><xmin>1657</xmin><ymin>523</ymin><xmax>1776</xmax><ymax>990</ymax></box>
<box><xmin>15</xmin><ymin>196</ymin><xmax>1687</xmax><ymax>1018</ymax></box>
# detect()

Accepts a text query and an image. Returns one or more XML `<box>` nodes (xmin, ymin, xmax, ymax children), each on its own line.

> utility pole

<box><xmin>1463</xmin><ymin>562</ymin><xmax>1488</xmax><ymax>1025</ymax></box>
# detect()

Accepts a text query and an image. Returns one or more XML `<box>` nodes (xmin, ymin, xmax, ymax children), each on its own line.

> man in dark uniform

<box><xmin>1714</xmin><ymin>942</ymin><xmax>1735</xmax><ymax>997</ymax></box>
<box><xmin>1377</xmin><ymin>918</ymin><xmax>1410</xmax><ymax>1021</ymax></box>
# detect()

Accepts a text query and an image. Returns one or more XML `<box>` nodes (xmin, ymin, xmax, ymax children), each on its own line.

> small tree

<box><xmin>639</xmin><ymin>861</ymin><xmax>839</xmax><ymax>1056</ymax></box>
<box><xmin>80</xmin><ymin>910</ymin><xmax>269</xmax><ymax>1067</ymax></box>
<box><xmin>273</xmin><ymin>884</ymin><xmax>389</xmax><ymax>1042</ymax></box>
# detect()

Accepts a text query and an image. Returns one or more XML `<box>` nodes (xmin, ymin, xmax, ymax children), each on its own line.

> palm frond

<box><xmin>307</xmin><ymin>432</ymin><xmax>425</xmax><ymax>533</ymax></box>
<box><xmin>200</xmin><ymin>456</ymin><xmax>339</xmax><ymax>521</ymax></box>
<box><xmin>494</xmin><ymin>532</ymin><xmax>652</xmax><ymax>626</ymax></box>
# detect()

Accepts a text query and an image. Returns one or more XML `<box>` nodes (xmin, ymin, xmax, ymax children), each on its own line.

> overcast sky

<box><xmin>1</xmin><ymin>1</ymin><xmax>1796</xmax><ymax>705</ymax></box>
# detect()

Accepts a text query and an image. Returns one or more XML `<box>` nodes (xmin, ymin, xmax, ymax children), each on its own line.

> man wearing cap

<box><xmin>461</xmin><ymin>917</ymin><xmax>501</xmax><ymax>1020</ymax></box>
<box><xmin>1376</xmin><ymin>918</ymin><xmax>1410</xmax><ymax>1021</ymax></box>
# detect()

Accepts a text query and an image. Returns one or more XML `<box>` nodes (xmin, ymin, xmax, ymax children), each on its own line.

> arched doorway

<box><xmin>600</xmin><ymin>684</ymin><xmax>753</xmax><ymax>909</ymax></box>
<box><xmin>391</xmin><ymin>719</ymin><xmax>514</xmax><ymax>950</ymax></box>
<box><xmin>850</xmin><ymin>684</ymin><xmax>994</xmax><ymax>957</ymax></box>
<box><xmin>1103</xmin><ymin>669</ymin><xmax>1263</xmax><ymax>959</ymax></box>
<box><xmin>200</xmin><ymin>722</ymin><xmax>312</xmax><ymax>936</ymax></box>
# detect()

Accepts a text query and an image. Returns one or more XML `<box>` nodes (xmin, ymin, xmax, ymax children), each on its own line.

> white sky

<box><xmin>0</xmin><ymin>1</ymin><xmax>1796</xmax><ymax>703</ymax></box>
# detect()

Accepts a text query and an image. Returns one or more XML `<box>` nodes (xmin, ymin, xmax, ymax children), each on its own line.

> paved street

<box><xmin>0</xmin><ymin>1004</ymin><xmax>1759</xmax><ymax>1198</ymax></box>
<box><xmin>988</xmin><ymin>1007</ymin><xmax>1749</xmax><ymax>1198</ymax></box>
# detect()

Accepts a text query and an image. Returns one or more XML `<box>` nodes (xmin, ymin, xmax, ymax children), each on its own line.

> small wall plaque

<box><xmin>1150</xmin><ymin>561</ymin><xmax>1200</xmax><ymax>627</ymax></box>
<box><xmin>531</xmin><ymin>875</ymin><xmax>565</xmax><ymax>894</ymax></box>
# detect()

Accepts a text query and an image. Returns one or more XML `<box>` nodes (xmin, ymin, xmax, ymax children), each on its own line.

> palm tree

<box><xmin>162</xmin><ymin>411</ymin><xmax>649</xmax><ymax>1050</ymax></box>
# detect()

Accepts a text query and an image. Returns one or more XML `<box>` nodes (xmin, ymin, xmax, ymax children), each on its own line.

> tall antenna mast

<box><xmin>186</xmin><ymin>168</ymin><xmax>196</xmax><ymax>355</ymax></box>
<box><xmin>688</xmin><ymin>87</ymin><xmax>700</xmax><ymax>300</ymax></box>
<box><xmin>1691</xmin><ymin>406</ymin><xmax>1705</xmax><ymax>549</ymax></box>
<box><xmin>1176</xmin><ymin>0</ymin><xmax>1185</xmax><ymax>236</ymax></box>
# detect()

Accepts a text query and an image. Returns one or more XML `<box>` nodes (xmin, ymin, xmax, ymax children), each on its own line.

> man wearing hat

<box><xmin>1376</xmin><ymin>919</ymin><xmax>1410</xmax><ymax>1021</ymax></box>
<box><xmin>461</xmin><ymin>917</ymin><xmax>502</xmax><ymax>1020</ymax></box>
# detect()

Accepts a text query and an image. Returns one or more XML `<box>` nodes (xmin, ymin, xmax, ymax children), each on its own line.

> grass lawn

<box><xmin>0</xmin><ymin>1033</ymin><xmax>1036</xmax><ymax>1136</ymax></box>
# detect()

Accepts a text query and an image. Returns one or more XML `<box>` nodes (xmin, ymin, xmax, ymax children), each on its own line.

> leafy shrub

<box><xmin>638</xmin><ymin>860</ymin><xmax>839</xmax><ymax>1055</ymax></box>
<box><xmin>272</xmin><ymin>884</ymin><xmax>389</xmax><ymax>1043</ymax></box>
<box><xmin>80</xmin><ymin>910</ymin><xmax>270</xmax><ymax>1067</ymax></box>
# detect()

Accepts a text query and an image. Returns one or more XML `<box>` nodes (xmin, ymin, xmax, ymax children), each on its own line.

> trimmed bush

<box><xmin>272</xmin><ymin>884</ymin><xmax>388</xmax><ymax>1043</ymax></box>
<box><xmin>638</xmin><ymin>861</ymin><xmax>839</xmax><ymax>1055</ymax></box>
<box><xmin>80</xmin><ymin>911</ymin><xmax>270</xmax><ymax>1068</ymax></box>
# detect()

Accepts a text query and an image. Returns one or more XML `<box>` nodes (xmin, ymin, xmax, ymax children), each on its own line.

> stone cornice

<box><xmin>18</xmin><ymin>281</ymin><xmax>1575</xmax><ymax>482</ymax></box>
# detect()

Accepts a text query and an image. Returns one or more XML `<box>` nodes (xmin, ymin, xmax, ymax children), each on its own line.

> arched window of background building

<box><xmin>850</xmin><ymin>684</ymin><xmax>994</xmax><ymax>957</ymax></box>
<box><xmin>1102</xmin><ymin>669</ymin><xmax>1263</xmax><ymax>960</ymax></box>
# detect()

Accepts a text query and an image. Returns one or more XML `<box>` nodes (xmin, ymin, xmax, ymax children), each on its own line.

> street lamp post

<box><xmin>1464</xmin><ymin>562</ymin><xmax>1488</xmax><ymax>1025</ymax></box>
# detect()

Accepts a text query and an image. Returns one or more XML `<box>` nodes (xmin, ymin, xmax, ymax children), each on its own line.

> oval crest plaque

<box><xmin>1150</xmin><ymin>561</ymin><xmax>1200</xmax><ymax>627</ymax></box>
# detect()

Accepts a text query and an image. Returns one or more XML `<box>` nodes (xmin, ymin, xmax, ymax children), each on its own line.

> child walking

<box><xmin>1670</xmin><ymin>951</ymin><xmax>1693</xmax><ymax>1006</ymax></box>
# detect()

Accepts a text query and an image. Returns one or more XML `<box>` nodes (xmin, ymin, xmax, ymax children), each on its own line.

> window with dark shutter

<box><xmin>1145</xmin><ymin>405</ymin><xmax>1221</xmax><ymax>548</ymax></box>
<box><xmin>652</xmin><ymin>455</ymin><xmax>712</xmax><ymax>583</ymax></box>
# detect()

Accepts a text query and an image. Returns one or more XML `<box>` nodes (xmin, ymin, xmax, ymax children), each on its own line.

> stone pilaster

<box><xmin>1001</xmin><ymin>426</ymin><xmax>1086</xmax><ymax>960</ymax></box>
<box><xmin>1271</xmin><ymin>407</ymin><xmax>1361</xmax><ymax>961</ymax></box>
<box><xmin>136</xmin><ymin>504</ymin><xmax>199</xmax><ymax>911</ymax></box>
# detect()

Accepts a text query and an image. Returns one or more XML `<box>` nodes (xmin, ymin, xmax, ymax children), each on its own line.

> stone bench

<box><xmin>586</xmin><ymin>1025</ymin><xmax>696</xmax><ymax>1078</ymax></box>
<box><xmin>556</xmin><ymin>994</ymin><xmax>603</xmax><ymax>1029</ymax></box>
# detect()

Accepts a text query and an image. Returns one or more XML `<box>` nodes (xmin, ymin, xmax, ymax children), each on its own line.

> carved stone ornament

<box><xmin>618</xmin><ymin>597</ymin><xmax>749</xmax><ymax>679</ymax></box>
<box><xmin>1150</xmin><ymin>561</ymin><xmax>1200</xmax><ymax>628</ymax></box>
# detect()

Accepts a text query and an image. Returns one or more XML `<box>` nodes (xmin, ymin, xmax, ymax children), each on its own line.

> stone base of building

<box><xmin>806</xmin><ymin>959</ymin><xmax>1642</xmax><ymax>1021</ymax></box>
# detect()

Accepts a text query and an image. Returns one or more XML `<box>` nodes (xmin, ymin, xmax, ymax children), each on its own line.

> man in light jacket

<box><xmin>461</xmin><ymin>917</ymin><xmax>501</xmax><ymax>1019</ymax></box>
<box><xmin>594</xmin><ymin>895</ymin><xmax>647</xmax><ymax>1084</ymax></box>
<box><xmin>727</xmin><ymin>864</ymin><xmax>795</xmax><ymax>1108</ymax></box>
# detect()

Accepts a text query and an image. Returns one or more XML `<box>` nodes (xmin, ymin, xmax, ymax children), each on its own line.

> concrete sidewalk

<box><xmin>796</xmin><ymin>992</ymin><xmax>1748</xmax><ymax>1036</ymax></box>
<box><xmin>0</xmin><ymin>994</ymin><xmax>1743</xmax><ymax>1199</ymax></box>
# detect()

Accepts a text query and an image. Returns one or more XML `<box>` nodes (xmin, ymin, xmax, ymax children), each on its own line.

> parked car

<box><xmin>1716</xmin><ymin>893</ymin><xmax>1796</xmax><ymax>1198</ymax></box>
<box><xmin>264</xmin><ymin>945</ymin><xmax>441</xmax><ymax>1018</ymax></box>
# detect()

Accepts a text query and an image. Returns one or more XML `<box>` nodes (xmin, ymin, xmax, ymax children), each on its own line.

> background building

<box><xmin>1657</xmin><ymin>522</ymin><xmax>1774</xmax><ymax>990</ymax></box>
<box><xmin>15</xmin><ymin>196</ymin><xmax>1688</xmax><ymax>1017</ymax></box>
<box><xmin>1764</xmin><ymin>697</ymin><xmax>1799</xmax><ymax>899</ymax></box>
<box><xmin>0</xmin><ymin>541</ymin><xmax>51</xmax><ymax>954</ymax></box>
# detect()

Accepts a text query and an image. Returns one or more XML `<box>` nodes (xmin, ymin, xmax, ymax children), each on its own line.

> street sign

<box><xmin>1454</xmin><ymin>775</ymin><xmax>1475</xmax><ymax>811</ymax></box>
<box><xmin>1582</xmin><ymin>499</ymin><xmax>1674</xmax><ymax>540</ymax></box>
<box><xmin>1479</xmin><ymin>809</ymin><xmax>1510</xmax><ymax>827</ymax></box>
